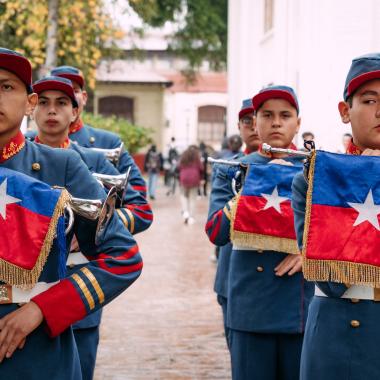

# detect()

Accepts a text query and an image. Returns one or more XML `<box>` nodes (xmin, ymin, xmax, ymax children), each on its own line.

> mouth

<box><xmin>269</xmin><ymin>132</ymin><xmax>283</xmax><ymax>137</ymax></box>
<box><xmin>46</xmin><ymin>119</ymin><xmax>58</xmax><ymax>126</ymax></box>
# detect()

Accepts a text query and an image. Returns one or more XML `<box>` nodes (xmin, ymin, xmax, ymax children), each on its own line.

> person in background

<box><xmin>199</xmin><ymin>141</ymin><xmax>209</xmax><ymax>196</ymax></box>
<box><xmin>300</xmin><ymin>131</ymin><xmax>315</xmax><ymax>150</ymax></box>
<box><xmin>342</xmin><ymin>132</ymin><xmax>353</xmax><ymax>152</ymax></box>
<box><xmin>178</xmin><ymin>145</ymin><xmax>203</xmax><ymax>225</ymax></box>
<box><xmin>166</xmin><ymin>138</ymin><xmax>179</xmax><ymax>196</ymax></box>
<box><xmin>144</xmin><ymin>144</ymin><xmax>163</xmax><ymax>200</ymax></box>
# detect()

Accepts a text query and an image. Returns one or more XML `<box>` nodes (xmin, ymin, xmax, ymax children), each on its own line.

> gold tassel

<box><xmin>301</xmin><ymin>151</ymin><xmax>316</xmax><ymax>261</ymax></box>
<box><xmin>303</xmin><ymin>257</ymin><xmax>380</xmax><ymax>288</ymax></box>
<box><xmin>0</xmin><ymin>189</ymin><xmax>71</xmax><ymax>289</ymax></box>
<box><xmin>232</xmin><ymin>231</ymin><xmax>299</xmax><ymax>254</ymax></box>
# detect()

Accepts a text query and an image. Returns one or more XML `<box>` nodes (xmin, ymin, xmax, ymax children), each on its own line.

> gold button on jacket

<box><xmin>350</xmin><ymin>320</ymin><xmax>360</xmax><ymax>328</ymax></box>
<box><xmin>256</xmin><ymin>266</ymin><xmax>264</xmax><ymax>272</ymax></box>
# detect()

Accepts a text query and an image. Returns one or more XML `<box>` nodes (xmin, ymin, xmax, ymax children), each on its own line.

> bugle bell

<box><xmin>207</xmin><ymin>157</ymin><xmax>247</xmax><ymax>196</ymax></box>
<box><xmin>65</xmin><ymin>186</ymin><xmax>117</xmax><ymax>244</ymax></box>
<box><xmin>92</xmin><ymin>167</ymin><xmax>131</xmax><ymax>207</ymax></box>
<box><xmin>91</xmin><ymin>142</ymin><xmax>124</xmax><ymax>166</ymax></box>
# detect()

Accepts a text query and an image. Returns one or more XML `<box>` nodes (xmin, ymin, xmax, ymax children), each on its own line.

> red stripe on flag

<box><xmin>234</xmin><ymin>195</ymin><xmax>296</xmax><ymax>239</ymax></box>
<box><xmin>306</xmin><ymin>204</ymin><xmax>380</xmax><ymax>266</ymax></box>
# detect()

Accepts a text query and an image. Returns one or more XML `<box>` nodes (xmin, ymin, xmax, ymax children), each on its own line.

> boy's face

<box><xmin>34</xmin><ymin>90</ymin><xmax>77</xmax><ymax>136</ymax></box>
<box><xmin>339</xmin><ymin>79</ymin><xmax>380</xmax><ymax>150</ymax></box>
<box><xmin>0</xmin><ymin>68</ymin><xmax>37</xmax><ymax>135</ymax></box>
<box><xmin>71</xmin><ymin>80</ymin><xmax>87</xmax><ymax>117</ymax></box>
<box><xmin>256</xmin><ymin>98</ymin><xmax>300</xmax><ymax>148</ymax></box>
<box><xmin>238</xmin><ymin>112</ymin><xmax>261</xmax><ymax>151</ymax></box>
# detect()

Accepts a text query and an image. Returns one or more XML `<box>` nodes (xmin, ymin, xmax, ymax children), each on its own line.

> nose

<box><xmin>48</xmin><ymin>105</ymin><xmax>56</xmax><ymax>115</ymax></box>
<box><xmin>272</xmin><ymin>114</ymin><xmax>281</xmax><ymax>128</ymax></box>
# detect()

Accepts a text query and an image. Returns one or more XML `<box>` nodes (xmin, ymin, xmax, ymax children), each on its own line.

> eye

<box><xmin>38</xmin><ymin>99</ymin><xmax>47</xmax><ymax>105</ymax></box>
<box><xmin>364</xmin><ymin>99</ymin><xmax>376</xmax><ymax>104</ymax></box>
<box><xmin>1</xmin><ymin>84</ymin><xmax>13</xmax><ymax>91</ymax></box>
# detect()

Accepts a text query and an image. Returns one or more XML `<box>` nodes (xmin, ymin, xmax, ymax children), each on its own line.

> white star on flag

<box><xmin>347</xmin><ymin>189</ymin><xmax>380</xmax><ymax>231</ymax></box>
<box><xmin>261</xmin><ymin>186</ymin><xmax>289</xmax><ymax>214</ymax></box>
<box><xmin>0</xmin><ymin>178</ymin><xmax>21</xmax><ymax>219</ymax></box>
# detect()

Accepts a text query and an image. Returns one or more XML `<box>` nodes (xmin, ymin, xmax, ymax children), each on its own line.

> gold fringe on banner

<box><xmin>301</xmin><ymin>150</ymin><xmax>316</xmax><ymax>260</ymax></box>
<box><xmin>303</xmin><ymin>258</ymin><xmax>380</xmax><ymax>288</ymax></box>
<box><xmin>229</xmin><ymin>168</ymin><xmax>299</xmax><ymax>254</ymax></box>
<box><xmin>0</xmin><ymin>189</ymin><xmax>71</xmax><ymax>289</ymax></box>
<box><xmin>232</xmin><ymin>231</ymin><xmax>299</xmax><ymax>254</ymax></box>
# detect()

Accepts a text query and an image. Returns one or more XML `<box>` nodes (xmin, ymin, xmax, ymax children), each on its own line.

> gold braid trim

<box><xmin>301</xmin><ymin>150</ymin><xmax>316</xmax><ymax>263</ymax></box>
<box><xmin>0</xmin><ymin>189</ymin><xmax>71</xmax><ymax>289</ymax></box>
<box><xmin>303</xmin><ymin>258</ymin><xmax>380</xmax><ymax>288</ymax></box>
<box><xmin>229</xmin><ymin>193</ymin><xmax>241</xmax><ymax>243</ymax></box>
<box><xmin>232</xmin><ymin>231</ymin><xmax>299</xmax><ymax>254</ymax></box>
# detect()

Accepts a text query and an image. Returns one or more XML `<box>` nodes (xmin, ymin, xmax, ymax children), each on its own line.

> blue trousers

<box><xmin>74</xmin><ymin>326</ymin><xmax>100</xmax><ymax>380</ymax></box>
<box><xmin>217</xmin><ymin>295</ymin><xmax>230</xmax><ymax>350</ymax></box>
<box><xmin>148</xmin><ymin>172</ymin><xmax>158</xmax><ymax>198</ymax></box>
<box><xmin>229</xmin><ymin>329</ymin><xmax>303</xmax><ymax>380</ymax></box>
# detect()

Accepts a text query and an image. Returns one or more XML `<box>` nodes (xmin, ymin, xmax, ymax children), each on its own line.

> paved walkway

<box><xmin>94</xmin><ymin>187</ymin><xmax>231</xmax><ymax>380</ymax></box>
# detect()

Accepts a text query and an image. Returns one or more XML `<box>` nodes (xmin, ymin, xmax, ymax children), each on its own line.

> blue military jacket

<box><xmin>67</xmin><ymin>143</ymin><xmax>152</xmax><ymax>329</ymax></box>
<box><xmin>291</xmin><ymin>169</ymin><xmax>380</xmax><ymax>380</ymax></box>
<box><xmin>0</xmin><ymin>134</ymin><xmax>143</xmax><ymax>379</ymax></box>
<box><xmin>210</xmin><ymin>152</ymin><xmax>243</xmax><ymax>298</ymax></box>
<box><xmin>206</xmin><ymin>152</ymin><xmax>314</xmax><ymax>333</ymax></box>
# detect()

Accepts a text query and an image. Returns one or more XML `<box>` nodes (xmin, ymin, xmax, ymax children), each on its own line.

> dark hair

<box><xmin>302</xmin><ymin>131</ymin><xmax>314</xmax><ymax>139</ymax></box>
<box><xmin>346</xmin><ymin>94</ymin><xmax>354</xmax><ymax>107</ymax></box>
<box><xmin>180</xmin><ymin>145</ymin><xmax>200</xmax><ymax>167</ymax></box>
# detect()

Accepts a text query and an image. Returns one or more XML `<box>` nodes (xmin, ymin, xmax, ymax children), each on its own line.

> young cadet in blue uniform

<box><xmin>0</xmin><ymin>48</ymin><xmax>143</xmax><ymax>380</ymax></box>
<box><xmin>208</xmin><ymin>98</ymin><xmax>260</xmax><ymax>349</ymax></box>
<box><xmin>206</xmin><ymin>86</ymin><xmax>314</xmax><ymax>380</ymax></box>
<box><xmin>31</xmin><ymin>76</ymin><xmax>152</xmax><ymax>380</ymax></box>
<box><xmin>292</xmin><ymin>53</ymin><xmax>380</xmax><ymax>380</ymax></box>
<box><xmin>51</xmin><ymin>66</ymin><xmax>148</xmax><ymax>197</ymax></box>
<box><xmin>25</xmin><ymin>66</ymin><xmax>147</xmax><ymax>198</ymax></box>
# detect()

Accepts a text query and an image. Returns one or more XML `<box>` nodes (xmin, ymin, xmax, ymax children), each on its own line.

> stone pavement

<box><xmin>94</xmin><ymin>187</ymin><xmax>231</xmax><ymax>380</ymax></box>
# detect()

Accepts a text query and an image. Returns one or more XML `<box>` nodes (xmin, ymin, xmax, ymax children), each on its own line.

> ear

<box><xmin>338</xmin><ymin>101</ymin><xmax>350</xmax><ymax>124</ymax></box>
<box><xmin>82</xmin><ymin>90</ymin><xmax>88</xmax><ymax>106</ymax></box>
<box><xmin>71</xmin><ymin>107</ymin><xmax>79</xmax><ymax>122</ymax></box>
<box><xmin>25</xmin><ymin>93</ymin><xmax>38</xmax><ymax>117</ymax></box>
<box><xmin>295</xmin><ymin>117</ymin><xmax>301</xmax><ymax>133</ymax></box>
<box><xmin>237</xmin><ymin>122</ymin><xmax>241</xmax><ymax>131</ymax></box>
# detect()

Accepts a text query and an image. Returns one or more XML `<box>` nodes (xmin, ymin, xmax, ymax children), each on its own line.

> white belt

<box><xmin>66</xmin><ymin>251</ymin><xmax>89</xmax><ymax>267</ymax></box>
<box><xmin>0</xmin><ymin>281</ymin><xmax>58</xmax><ymax>304</ymax></box>
<box><xmin>315</xmin><ymin>285</ymin><xmax>376</xmax><ymax>300</ymax></box>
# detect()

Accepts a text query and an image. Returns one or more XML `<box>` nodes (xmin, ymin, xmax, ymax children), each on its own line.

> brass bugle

<box><xmin>207</xmin><ymin>157</ymin><xmax>246</xmax><ymax>196</ymax></box>
<box><xmin>261</xmin><ymin>143</ymin><xmax>311</xmax><ymax>157</ymax></box>
<box><xmin>207</xmin><ymin>157</ymin><xmax>245</xmax><ymax>167</ymax></box>
<box><xmin>91</xmin><ymin>142</ymin><xmax>124</xmax><ymax>165</ymax></box>
<box><xmin>92</xmin><ymin>167</ymin><xmax>131</xmax><ymax>207</ymax></box>
<box><xmin>65</xmin><ymin>187</ymin><xmax>117</xmax><ymax>244</ymax></box>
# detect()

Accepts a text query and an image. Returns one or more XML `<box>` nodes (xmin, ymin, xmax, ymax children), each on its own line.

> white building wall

<box><xmin>164</xmin><ymin>92</ymin><xmax>227</xmax><ymax>152</ymax></box>
<box><xmin>228</xmin><ymin>0</ymin><xmax>380</xmax><ymax>151</ymax></box>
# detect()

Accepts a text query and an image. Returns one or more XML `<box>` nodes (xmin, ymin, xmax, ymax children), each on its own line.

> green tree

<box><xmin>0</xmin><ymin>0</ymin><xmax>123</xmax><ymax>88</ymax></box>
<box><xmin>129</xmin><ymin>0</ymin><xmax>227</xmax><ymax>78</ymax></box>
<box><xmin>82</xmin><ymin>112</ymin><xmax>153</xmax><ymax>154</ymax></box>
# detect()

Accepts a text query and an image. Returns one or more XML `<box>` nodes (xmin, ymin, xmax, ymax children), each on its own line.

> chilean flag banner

<box><xmin>0</xmin><ymin>167</ymin><xmax>70</xmax><ymax>288</ymax></box>
<box><xmin>231</xmin><ymin>163</ymin><xmax>302</xmax><ymax>254</ymax></box>
<box><xmin>303</xmin><ymin>151</ymin><xmax>380</xmax><ymax>286</ymax></box>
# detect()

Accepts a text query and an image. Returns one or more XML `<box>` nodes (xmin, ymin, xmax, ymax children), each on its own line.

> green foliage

<box><xmin>0</xmin><ymin>0</ymin><xmax>123</xmax><ymax>88</ymax></box>
<box><xmin>129</xmin><ymin>0</ymin><xmax>227</xmax><ymax>77</ymax></box>
<box><xmin>82</xmin><ymin>112</ymin><xmax>153</xmax><ymax>153</ymax></box>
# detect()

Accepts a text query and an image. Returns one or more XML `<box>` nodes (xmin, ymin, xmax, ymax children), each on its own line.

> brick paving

<box><xmin>94</xmin><ymin>186</ymin><xmax>231</xmax><ymax>380</ymax></box>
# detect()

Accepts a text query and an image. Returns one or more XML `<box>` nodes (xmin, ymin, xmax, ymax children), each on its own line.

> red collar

<box><xmin>35</xmin><ymin>135</ymin><xmax>71</xmax><ymax>149</ymax></box>
<box><xmin>69</xmin><ymin>118</ymin><xmax>84</xmax><ymax>134</ymax></box>
<box><xmin>258</xmin><ymin>142</ymin><xmax>298</xmax><ymax>158</ymax></box>
<box><xmin>346</xmin><ymin>140</ymin><xmax>362</xmax><ymax>155</ymax></box>
<box><xmin>0</xmin><ymin>131</ymin><xmax>25</xmax><ymax>163</ymax></box>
